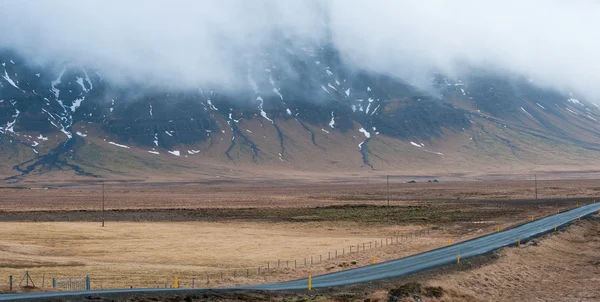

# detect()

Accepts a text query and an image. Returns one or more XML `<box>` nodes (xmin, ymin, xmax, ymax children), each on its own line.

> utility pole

<box><xmin>102</xmin><ymin>181</ymin><xmax>105</xmax><ymax>227</ymax></box>
<box><xmin>534</xmin><ymin>174</ymin><xmax>538</xmax><ymax>200</ymax></box>
<box><xmin>387</xmin><ymin>175</ymin><xmax>390</xmax><ymax>207</ymax></box>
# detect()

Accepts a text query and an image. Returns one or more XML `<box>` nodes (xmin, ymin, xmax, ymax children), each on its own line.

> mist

<box><xmin>1</xmin><ymin>0</ymin><xmax>599</xmax><ymax>100</ymax></box>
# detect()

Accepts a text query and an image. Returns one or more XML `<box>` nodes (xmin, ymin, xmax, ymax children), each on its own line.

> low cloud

<box><xmin>1</xmin><ymin>0</ymin><xmax>599</xmax><ymax>100</ymax></box>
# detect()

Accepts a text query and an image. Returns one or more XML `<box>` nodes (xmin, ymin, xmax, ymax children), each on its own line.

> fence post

<box><xmin>329</xmin><ymin>252</ymin><xmax>331</xmax><ymax>260</ymax></box>
<box><xmin>247</xmin><ymin>269</ymin><xmax>249</xmax><ymax>277</ymax></box>
<box><xmin>295</xmin><ymin>260</ymin><xmax>297</xmax><ymax>268</ymax></box>
<box><xmin>320</xmin><ymin>255</ymin><xmax>322</xmax><ymax>263</ymax></box>
<box><xmin>86</xmin><ymin>276</ymin><xmax>90</xmax><ymax>290</ymax></box>
<box><xmin>350</xmin><ymin>246</ymin><xmax>352</xmax><ymax>253</ymax></box>
<box><xmin>267</xmin><ymin>262</ymin><xmax>270</xmax><ymax>271</ymax></box>
<box><xmin>192</xmin><ymin>278</ymin><xmax>195</xmax><ymax>288</ymax></box>
<box><xmin>278</xmin><ymin>259</ymin><xmax>280</xmax><ymax>268</ymax></box>
<box><xmin>52</xmin><ymin>278</ymin><xmax>56</xmax><ymax>289</ymax></box>
<box><xmin>311</xmin><ymin>256</ymin><xmax>313</xmax><ymax>265</ymax></box>
<box><xmin>304</xmin><ymin>258</ymin><xmax>307</xmax><ymax>266</ymax></box>
<box><xmin>220</xmin><ymin>272</ymin><xmax>223</xmax><ymax>282</ymax></box>
<box><xmin>9</xmin><ymin>276</ymin><xmax>12</xmax><ymax>292</ymax></box>
<box><xmin>343</xmin><ymin>248</ymin><xmax>345</xmax><ymax>255</ymax></box>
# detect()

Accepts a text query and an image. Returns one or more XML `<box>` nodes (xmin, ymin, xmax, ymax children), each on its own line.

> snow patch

<box><xmin>206</xmin><ymin>99</ymin><xmax>218</xmax><ymax>111</ymax></box>
<box><xmin>359</xmin><ymin>127</ymin><xmax>371</xmax><ymax>138</ymax></box>
<box><xmin>188</xmin><ymin>150</ymin><xmax>200</xmax><ymax>155</ymax></box>
<box><xmin>5</xmin><ymin>109</ymin><xmax>19</xmax><ymax>133</ymax></box>
<box><xmin>321</xmin><ymin>128</ymin><xmax>329</xmax><ymax>134</ymax></box>
<box><xmin>286</xmin><ymin>108</ymin><xmax>292</xmax><ymax>116</ymax></box>
<box><xmin>2</xmin><ymin>70</ymin><xmax>20</xmax><ymax>90</ymax></box>
<box><xmin>76</xmin><ymin>131</ymin><xmax>87</xmax><ymax>137</ymax></box>
<box><xmin>257</xmin><ymin>96</ymin><xmax>273</xmax><ymax>123</ymax></box>
<box><xmin>329</xmin><ymin>111</ymin><xmax>335</xmax><ymax>128</ymax></box>
<box><xmin>76</xmin><ymin>77</ymin><xmax>88</xmax><ymax>93</ymax></box>
<box><xmin>520</xmin><ymin>107</ymin><xmax>533</xmax><ymax>117</ymax></box>
<box><xmin>410</xmin><ymin>142</ymin><xmax>423</xmax><ymax>148</ymax></box>
<box><xmin>567</xmin><ymin>98</ymin><xmax>582</xmax><ymax>105</ymax></box>
<box><xmin>536</xmin><ymin>103</ymin><xmax>546</xmax><ymax>110</ymax></box>
<box><xmin>108</xmin><ymin>142</ymin><xmax>130</xmax><ymax>149</ymax></box>
<box><xmin>70</xmin><ymin>97</ymin><xmax>84</xmax><ymax>112</ymax></box>
<box><xmin>51</xmin><ymin>67</ymin><xmax>66</xmax><ymax>98</ymax></box>
<box><xmin>273</xmin><ymin>88</ymin><xmax>283</xmax><ymax>100</ymax></box>
<box><xmin>371</xmin><ymin>104</ymin><xmax>380</xmax><ymax>115</ymax></box>
<box><xmin>168</xmin><ymin>150</ymin><xmax>181</xmax><ymax>156</ymax></box>
<box><xmin>566</xmin><ymin>107</ymin><xmax>579</xmax><ymax>115</ymax></box>
<box><xmin>345</xmin><ymin>88</ymin><xmax>350</xmax><ymax>97</ymax></box>
<box><xmin>148</xmin><ymin>150</ymin><xmax>160</xmax><ymax>155</ymax></box>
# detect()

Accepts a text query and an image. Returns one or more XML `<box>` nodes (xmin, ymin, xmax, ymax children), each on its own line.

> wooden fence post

<box><xmin>9</xmin><ymin>275</ymin><xmax>12</xmax><ymax>292</ymax></box>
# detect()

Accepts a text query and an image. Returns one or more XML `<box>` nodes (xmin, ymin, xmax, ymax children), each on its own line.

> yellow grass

<box><xmin>0</xmin><ymin>221</ymin><xmax>436</xmax><ymax>290</ymax></box>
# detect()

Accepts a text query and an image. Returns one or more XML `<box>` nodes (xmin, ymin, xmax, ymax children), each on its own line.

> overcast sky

<box><xmin>1</xmin><ymin>0</ymin><xmax>599</xmax><ymax>100</ymax></box>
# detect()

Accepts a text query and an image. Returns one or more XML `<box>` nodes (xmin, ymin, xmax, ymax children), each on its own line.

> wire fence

<box><xmin>53</xmin><ymin>276</ymin><xmax>90</xmax><ymax>291</ymax></box>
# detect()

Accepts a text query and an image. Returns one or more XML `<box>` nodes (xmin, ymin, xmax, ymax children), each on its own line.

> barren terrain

<box><xmin>0</xmin><ymin>179</ymin><xmax>598</xmax><ymax>300</ymax></box>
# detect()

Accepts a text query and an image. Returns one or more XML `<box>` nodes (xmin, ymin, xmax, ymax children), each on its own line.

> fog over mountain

<box><xmin>1</xmin><ymin>0</ymin><xmax>599</xmax><ymax>100</ymax></box>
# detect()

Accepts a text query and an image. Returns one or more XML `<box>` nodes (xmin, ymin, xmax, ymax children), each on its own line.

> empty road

<box><xmin>2</xmin><ymin>202</ymin><xmax>599</xmax><ymax>300</ymax></box>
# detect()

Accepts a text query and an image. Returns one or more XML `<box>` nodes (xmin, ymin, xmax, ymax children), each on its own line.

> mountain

<box><xmin>2</xmin><ymin>42</ymin><xmax>600</xmax><ymax>183</ymax></box>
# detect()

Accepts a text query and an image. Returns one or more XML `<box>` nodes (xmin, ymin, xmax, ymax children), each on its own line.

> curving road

<box><xmin>2</xmin><ymin>203</ymin><xmax>599</xmax><ymax>300</ymax></box>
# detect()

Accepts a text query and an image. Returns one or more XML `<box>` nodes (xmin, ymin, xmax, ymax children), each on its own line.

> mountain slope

<box><xmin>2</xmin><ymin>45</ymin><xmax>600</xmax><ymax>182</ymax></box>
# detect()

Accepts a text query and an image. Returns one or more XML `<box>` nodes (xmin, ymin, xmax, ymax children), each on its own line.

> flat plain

<box><xmin>0</xmin><ymin>176</ymin><xmax>599</xmax><ymax>300</ymax></box>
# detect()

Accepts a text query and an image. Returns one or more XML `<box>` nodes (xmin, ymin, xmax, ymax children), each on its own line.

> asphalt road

<box><xmin>2</xmin><ymin>202</ymin><xmax>599</xmax><ymax>301</ymax></box>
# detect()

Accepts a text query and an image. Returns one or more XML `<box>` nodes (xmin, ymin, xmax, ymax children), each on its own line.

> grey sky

<box><xmin>1</xmin><ymin>0</ymin><xmax>598</xmax><ymax>100</ymax></box>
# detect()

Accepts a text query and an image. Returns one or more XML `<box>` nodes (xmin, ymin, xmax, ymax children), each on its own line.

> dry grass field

<box><xmin>0</xmin><ymin>221</ymin><xmax>438</xmax><ymax>291</ymax></box>
<box><xmin>0</xmin><ymin>178</ymin><xmax>598</xmax><ymax>300</ymax></box>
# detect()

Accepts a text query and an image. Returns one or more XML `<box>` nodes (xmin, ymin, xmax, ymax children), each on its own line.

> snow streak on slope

<box><xmin>2</xmin><ymin>70</ymin><xmax>20</xmax><ymax>90</ymax></box>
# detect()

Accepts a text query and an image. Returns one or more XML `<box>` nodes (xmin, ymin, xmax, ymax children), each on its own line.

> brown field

<box><xmin>1</xmin><ymin>178</ymin><xmax>600</xmax><ymax>211</ymax></box>
<box><xmin>0</xmin><ymin>178</ymin><xmax>598</xmax><ymax>300</ymax></box>
<box><xmin>0</xmin><ymin>221</ymin><xmax>444</xmax><ymax>291</ymax></box>
<box><xmin>409</xmin><ymin>217</ymin><xmax>600</xmax><ymax>301</ymax></box>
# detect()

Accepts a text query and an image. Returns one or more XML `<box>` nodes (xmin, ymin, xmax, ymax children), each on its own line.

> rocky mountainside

<box><xmin>2</xmin><ymin>42</ymin><xmax>600</xmax><ymax>182</ymax></box>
